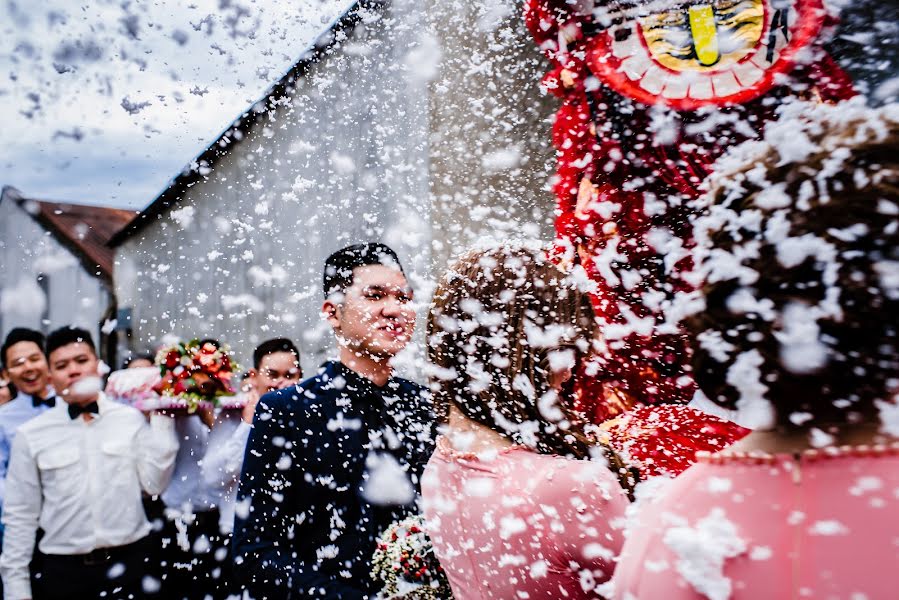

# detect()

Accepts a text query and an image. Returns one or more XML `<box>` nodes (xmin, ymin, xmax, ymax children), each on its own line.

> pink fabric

<box><xmin>422</xmin><ymin>436</ymin><xmax>629</xmax><ymax>599</ymax></box>
<box><xmin>613</xmin><ymin>448</ymin><xmax>899</xmax><ymax>599</ymax></box>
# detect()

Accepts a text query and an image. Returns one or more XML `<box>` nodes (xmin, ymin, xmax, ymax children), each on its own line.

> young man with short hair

<box><xmin>240</xmin><ymin>337</ymin><xmax>303</xmax><ymax>425</ymax></box>
<box><xmin>203</xmin><ymin>337</ymin><xmax>303</xmax><ymax>534</ymax></box>
<box><xmin>0</xmin><ymin>329</ymin><xmax>55</xmax><ymax>541</ymax></box>
<box><xmin>0</xmin><ymin>327</ymin><xmax>178</xmax><ymax>600</ymax></box>
<box><xmin>232</xmin><ymin>243</ymin><xmax>434</xmax><ymax>599</ymax></box>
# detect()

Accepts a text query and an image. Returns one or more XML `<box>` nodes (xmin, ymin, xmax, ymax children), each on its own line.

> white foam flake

<box><xmin>754</xmin><ymin>183</ymin><xmax>791</xmax><ymax>209</ymax></box>
<box><xmin>875</xmin><ymin>261</ymin><xmax>899</xmax><ymax>300</ymax></box>
<box><xmin>360</xmin><ymin>452</ymin><xmax>414</xmax><ymax>506</ymax></box>
<box><xmin>529</xmin><ymin>559</ymin><xmax>549</xmax><ymax>579</ymax></box>
<box><xmin>849</xmin><ymin>476</ymin><xmax>883</xmax><ymax>496</ymax></box>
<box><xmin>69</xmin><ymin>376</ymin><xmax>103</xmax><ymax>397</ymax></box>
<box><xmin>808</xmin><ymin>428</ymin><xmax>835</xmax><ymax>448</ymax></box>
<box><xmin>582</xmin><ymin>542</ymin><xmax>614</xmax><ymax>561</ymax></box>
<box><xmin>808</xmin><ymin>520</ymin><xmax>850</xmax><ymax>536</ymax></box>
<box><xmin>107</xmin><ymin>562</ymin><xmax>126</xmax><ymax>579</ymax></box>
<box><xmin>706</xmin><ymin>477</ymin><xmax>733</xmax><ymax>494</ymax></box>
<box><xmin>141</xmin><ymin>576</ymin><xmax>162</xmax><ymax>594</ymax></box>
<box><xmin>462</xmin><ymin>477</ymin><xmax>494</xmax><ymax>498</ymax></box>
<box><xmin>725</xmin><ymin>350</ymin><xmax>775</xmax><ymax>430</ymax></box>
<box><xmin>499</xmin><ymin>515</ymin><xmax>527</xmax><ymax>540</ymax></box>
<box><xmin>775</xmin><ymin>302</ymin><xmax>830</xmax><ymax>374</ymax></box>
<box><xmin>170</xmin><ymin>205</ymin><xmax>196</xmax><ymax>229</ymax></box>
<box><xmin>696</xmin><ymin>330</ymin><xmax>736</xmax><ymax>363</ymax></box>
<box><xmin>663</xmin><ymin>508</ymin><xmax>747</xmax><ymax>600</ymax></box>
<box><xmin>875</xmin><ymin>399</ymin><xmax>899</xmax><ymax>437</ymax></box>
<box><xmin>0</xmin><ymin>278</ymin><xmax>47</xmax><ymax>323</ymax></box>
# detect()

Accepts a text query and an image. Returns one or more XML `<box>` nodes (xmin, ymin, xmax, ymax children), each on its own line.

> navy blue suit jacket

<box><xmin>232</xmin><ymin>361</ymin><xmax>433</xmax><ymax>599</ymax></box>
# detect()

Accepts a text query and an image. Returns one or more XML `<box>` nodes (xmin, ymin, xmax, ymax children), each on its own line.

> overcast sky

<box><xmin>1</xmin><ymin>0</ymin><xmax>351</xmax><ymax>209</ymax></box>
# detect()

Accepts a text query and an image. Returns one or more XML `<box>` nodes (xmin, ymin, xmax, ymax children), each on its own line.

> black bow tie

<box><xmin>68</xmin><ymin>401</ymin><xmax>99</xmax><ymax>420</ymax></box>
<box><xmin>33</xmin><ymin>396</ymin><xmax>56</xmax><ymax>409</ymax></box>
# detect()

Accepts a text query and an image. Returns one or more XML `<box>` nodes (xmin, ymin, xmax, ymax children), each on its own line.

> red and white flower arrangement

<box><xmin>371</xmin><ymin>515</ymin><xmax>452</xmax><ymax>599</ymax></box>
<box><xmin>151</xmin><ymin>339</ymin><xmax>238</xmax><ymax>411</ymax></box>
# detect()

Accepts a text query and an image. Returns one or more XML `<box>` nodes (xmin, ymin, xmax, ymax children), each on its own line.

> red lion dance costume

<box><xmin>524</xmin><ymin>0</ymin><xmax>854</xmax><ymax>476</ymax></box>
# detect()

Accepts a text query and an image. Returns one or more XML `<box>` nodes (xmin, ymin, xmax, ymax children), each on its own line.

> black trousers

<box><xmin>159</xmin><ymin>508</ymin><xmax>233</xmax><ymax>600</ymax></box>
<box><xmin>33</xmin><ymin>535</ymin><xmax>158</xmax><ymax>600</ymax></box>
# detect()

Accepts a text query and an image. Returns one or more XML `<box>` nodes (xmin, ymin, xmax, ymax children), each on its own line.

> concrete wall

<box><xmin>426</xmin><ymin>0</ymin><xmax>557</xmax><ymax>268</ymax></box>
<box><xmin>114</xmin><ymin>0</ymin><xmax>558</xmax><ymax>373</ymax></box>
<box><xmin>0</xmin><ymin>198</ymin><xmax>110</xmax><ymax>342</ymax></box>
<box><xmin>115</xmin><ymin>0</ymin><xmax>432</xmax><ymax>372</ymax></box>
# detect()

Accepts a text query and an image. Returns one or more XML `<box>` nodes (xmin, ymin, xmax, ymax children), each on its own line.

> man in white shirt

<box><xmin>0</xmin><ymin>329</ymin><xmax>56</xmax><ymax>541</ymax></box>
<box><xmin>203</xmin><ymin>337</ymin><xmax>303</xmax><ymax>534</ymax></box>
<box><xmin>0</xmin><ymin>326</ymin><xmax>178</xmax><ymax>600</ymax></box>
<box><xmin>160</xmin><ymin>338</ymin><xmax>303</xmax><ymax>599</ymax></box>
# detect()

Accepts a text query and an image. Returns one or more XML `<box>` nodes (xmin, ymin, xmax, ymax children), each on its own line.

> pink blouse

<box><xmin>422</xmin><ymin>436</ymin><xmax>630</xmax><ymax>599</ymax></box>
<box><xmin>613</xmin><ymin>444</ymin><xmax>899</xmax><ymax>599</ymax></box>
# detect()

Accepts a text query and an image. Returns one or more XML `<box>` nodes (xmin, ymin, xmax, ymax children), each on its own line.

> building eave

<box><xmin>1</xmin><ymin>186</ymin><xmax>136</xmax><ymax>283</ymax></box>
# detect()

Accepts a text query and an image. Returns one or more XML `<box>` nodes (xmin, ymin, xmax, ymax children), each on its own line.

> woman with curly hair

<box><xmin>613</xmin><ymin>103</ymin><xmax>899</xmax><ymax>599</ymax></box>
<box><xmin>422</xmin><ymin>245</ymin><xmax>630</xmax><ymax>599</ymax></box>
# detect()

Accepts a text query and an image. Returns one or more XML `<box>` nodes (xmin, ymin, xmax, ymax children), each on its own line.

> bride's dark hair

<box><xmin>427</xmin><ymin>245</ymin><xmax>598</xmax><ymax>458</ymax></box>
<box><xmin>686</xmin><ymin>107</ymin><xmax>899</xmax><ymax>429</ymax></box>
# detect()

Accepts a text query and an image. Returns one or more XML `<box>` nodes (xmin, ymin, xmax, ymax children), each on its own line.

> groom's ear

<box><xmin>322</xmin><ymin>299</ymin><xmax>341</xmax><ymax>330</ymax></box>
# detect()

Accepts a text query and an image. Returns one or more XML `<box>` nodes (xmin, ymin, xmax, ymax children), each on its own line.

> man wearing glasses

<box><xmin>198</xmin><ymin>338</ymin><xmax>303</xmax><ymax>597</ymax></box>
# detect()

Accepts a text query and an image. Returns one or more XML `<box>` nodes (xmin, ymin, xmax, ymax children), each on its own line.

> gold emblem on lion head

<box><xmin>586</xmin><ymin>0</ymin><xmax>824</xmax><ymax>109</ymax></box>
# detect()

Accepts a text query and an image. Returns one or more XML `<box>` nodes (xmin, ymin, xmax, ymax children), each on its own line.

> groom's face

<box><xmin>326</xmin><ymin>265</ymin><xmax>415</xmax><ymax>360</ymax></box>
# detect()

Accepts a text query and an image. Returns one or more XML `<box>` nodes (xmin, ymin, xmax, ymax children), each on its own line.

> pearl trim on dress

<box><xmin>697</xmin><ymin>442</ymin><xmax>899</xmax><ymax>465</ymax></box>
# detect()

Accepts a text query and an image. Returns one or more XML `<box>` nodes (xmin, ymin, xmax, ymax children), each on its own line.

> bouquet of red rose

<box><xmin>371</xmin><ymin>515</ymin><xmax>452</xmax><ymax>599</ymax></box>
<box><xmin>152</xmin><ymin>339</ymin><xmax>238</xmax><ymax>412</ymax></box>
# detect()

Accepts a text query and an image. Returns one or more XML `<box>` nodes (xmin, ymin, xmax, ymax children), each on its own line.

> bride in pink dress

<box><xmin>422</xmin><ymin>246</ymin><xmax>631</xmax><ymax>599</ymax></box>
<box><xmin>613</xmin><ymin>106</ymin><xmax>899</xmax><ymax>599</ymax></box>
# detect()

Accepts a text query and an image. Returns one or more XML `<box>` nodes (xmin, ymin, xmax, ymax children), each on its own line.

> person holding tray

<box><xmin>0</xmin><ymin>326</ymin><xmax>178</xmax><ymax>599</ymax></box>
<box><xmin>199</xmin><ymin>337</ymin><xmax>303</xmax><ymax>597</ymax></box>
<box><xmin>151</xmin><ymin>338</ymin><xmax>235</xmax><ymax>599</ymax></box>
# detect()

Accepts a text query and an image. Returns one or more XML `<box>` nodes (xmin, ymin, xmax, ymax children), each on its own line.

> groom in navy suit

<box><xmin>232</xmin><ymin>243</ymin><xmax>433</xmax><ymax>599</ymax></box>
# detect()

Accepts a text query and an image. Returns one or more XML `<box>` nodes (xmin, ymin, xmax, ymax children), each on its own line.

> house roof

<box><xmin>108</xmin><ymin>0</ymin><xmax>376</xmax><ymax>247</ymax></box>
<box><xmin>1</xmin><ymin>186</ymin><xmax>137</xmax><ymax>282</ymax></box>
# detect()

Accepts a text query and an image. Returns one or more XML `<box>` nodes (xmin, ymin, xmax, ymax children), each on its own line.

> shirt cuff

<box><xmin>3</xmin><ymin>572</ymin><xmax>32</xmax><ymax>600</ymax></box>
<box><xmin>236</xmin><ymin>420</ymin><xmax>253</xmax><ymax>435</ymax></box>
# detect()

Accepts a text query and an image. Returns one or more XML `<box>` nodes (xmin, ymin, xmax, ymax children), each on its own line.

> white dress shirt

<box><xmin>0</xmin><ymin>390</ymin><xmax>54</xmax><ymax>513</ymax></box>
<box><xmin>201</xmin><ymin>409</ymin><xmax>252</xmax><ymax>533</ymax></box>
<box><xmin>162</xmin><ymin>414</ymin><xmax>213</xmax><ymax>513</ymax></box>
<box><xmin>0</xmin><ymin>394</ymin><xmax>177</xmax><ymax>600</ymax></box>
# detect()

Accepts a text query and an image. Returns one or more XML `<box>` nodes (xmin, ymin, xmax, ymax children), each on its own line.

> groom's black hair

<box><xmin>323</xmin><ymin>243</ymin><xmax>405</xmax><ymax>299</ymax></box>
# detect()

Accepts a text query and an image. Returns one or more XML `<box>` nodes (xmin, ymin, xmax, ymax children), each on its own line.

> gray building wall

<box><xmin>427</xmin><ymin>0</ymin><xmax>557</xmax><ymax>267</ymax></box>
<box><xmin>114</xmin><ymin>0</ymin><xmax>557</xmax><ymax>372</ymax></box>
<box><xmin>0</xmin><ymin>198</ymin><xmax>110</xmax><ymax>342</ymax></box>
<box><xmin>115</xmin><ymin>1</ymin><xmax>432</xmax><ymax>371</ymax></box>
